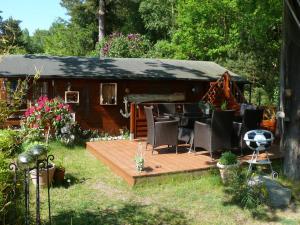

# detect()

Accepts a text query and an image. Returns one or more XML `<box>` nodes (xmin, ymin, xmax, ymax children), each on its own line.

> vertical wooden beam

<box><xmin>0</xmin><ymin>79</ymin><xmax>6</xmax><ymax>100</ymax></box>
<box><xmin>130</xmin><ymin>103</ymin><xmax>136</xmax><ymax>140</ymax></box>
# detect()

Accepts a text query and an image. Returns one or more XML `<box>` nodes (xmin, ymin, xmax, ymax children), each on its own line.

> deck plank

<box><xmin>86</xmin><ymin>140</ymin><xmax>282</xmax><ymax>185</ymax></box>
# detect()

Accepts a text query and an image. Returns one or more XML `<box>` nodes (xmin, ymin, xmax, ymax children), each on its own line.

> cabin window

<box><xmin>65</xmin><ymin>91</ymin><xmax>80</xmax><ymax>104</ymax></box>
<box><xmin>33</xmin><ymin>81</ymin><xmax>48</xmax><ymax>100</ymax></box>
<box><xmin>100</xmin><ymin>83</ymin><xmax>117</xmax><ymax>105</ymax></box>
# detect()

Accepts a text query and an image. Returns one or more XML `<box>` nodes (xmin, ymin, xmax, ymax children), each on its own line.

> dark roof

<box><xmin>0</xmin><ymin>55</ymin><xmax>247</xmax><ymax>82</ymax></box>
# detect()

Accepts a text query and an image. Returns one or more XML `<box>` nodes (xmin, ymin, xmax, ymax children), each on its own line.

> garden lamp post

<box><xmin>17</xmin><ymin>152</ymin><xmax>34</xmax><ymax>225</ymax></box>
<box><xmin>30</xmin><ymin>145</ymin><xmax>47</xmax><ymax>225</ymax></box>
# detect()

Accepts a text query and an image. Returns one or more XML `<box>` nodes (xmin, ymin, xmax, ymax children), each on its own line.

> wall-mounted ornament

<box><xmin>120</xmin><ymin>96</ymin><xmax>131</xmax><ymax>118</ymax></box>
<box><xmin>65</xmin><ymin>91</ymin><xmax>79</xmax><ymax>104</ymax></box>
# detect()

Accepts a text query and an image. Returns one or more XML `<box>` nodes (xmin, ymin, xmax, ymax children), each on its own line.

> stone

<box><xmin>262</xmin><ymin>176</ymin><xmax>292</xmax><ymax>208</ymax></box>
<box><xmin>249</xmin><ymin>176</ymin><xmax>291</xmax><ymax>208</ymax></box>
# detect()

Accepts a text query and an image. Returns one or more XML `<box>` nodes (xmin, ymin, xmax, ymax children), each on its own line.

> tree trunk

<box><xmin>281</xmin><ymin>0</ymin><xmax>300</xmax><ymax>180</ymax></box>
<box><xmin>98</xmin><ymin>0</ymin><xmax>105</xmax><ymax>43</ymax></box>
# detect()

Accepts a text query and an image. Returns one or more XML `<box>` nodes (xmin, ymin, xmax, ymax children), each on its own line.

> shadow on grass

<box><xmin>53</xmin><ymin>173</ymin><xmax>88</xmax><ymax>189</ymax></box>
<box><xmin>52</xmin><ymin>203</ymin><xmax>190</xmax><ymax>225</ymax></box>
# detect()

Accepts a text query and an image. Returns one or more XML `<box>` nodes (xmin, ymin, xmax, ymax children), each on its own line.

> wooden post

<box><xmin>0</xmin><ymin>78</ymin><xmax>7</xmax><ymax>100</ymax></box>
<box><xmin>130</xmin><ymin>103</ymin><xmax>135</xmax><ymax>141</ymax></box>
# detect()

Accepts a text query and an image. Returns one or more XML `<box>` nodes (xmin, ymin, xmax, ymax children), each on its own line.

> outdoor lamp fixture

<box><xmin>125</xmin><ymin>88</ymin><xmax>130</xmax><ymax>94</ymax></box>
<box><xmin>67</xmin><ymin>81</ymin><xmax>72</xmax><ymax>91</ymax></box>
<box><xmin>18</xmin><ymin>152</ymin><xmax>34</xmax><ymax>225</ymax></box>
<box><xmin>30</xmin><ymin>145</ymin><xmax>47</xmax><ymax>225</ymax></box>
<box><xmin>18</xmin><ymin>152</ymin><xmax>34</xmax><ymax>166</ymax></box>
<box><xmin>31</xmin><ymin>145</ymin><xmax>47</xmax><ymax>160</ymax></box>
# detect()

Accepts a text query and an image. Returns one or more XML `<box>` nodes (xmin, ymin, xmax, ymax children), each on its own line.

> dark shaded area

<box><xmin>51</xmin><ymin>203</ymin><xmax>189</xmax><ymax>225</ymax></box>
<box><xmin>53</xmin><ymin>173</ymin><xmax>88</xmax><ymax>189</ymax></box>
<box><xmin>281</xmin><ymin>0</ymin><xmax>300</xmax><ymax>180</ymax></box>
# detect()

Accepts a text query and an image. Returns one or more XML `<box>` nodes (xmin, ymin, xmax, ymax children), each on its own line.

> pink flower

<box><xmin>55</xmin><ymin>115</ymin><xmax>62</xmax><ymax>121</ymax></box>
<box><xmin>45</xmin><ymin>106</ymin><xmax>50</xmax><ymax>112</ymax></box>
<box><xmin>33</xmin><ymin>124</ymin><xmax>39</xmax><ymax>128</ymax></box>
<box><xmin>58</xmin><ymin>103</ymin><xmax>64</xmax><ymax>109</ymax></box>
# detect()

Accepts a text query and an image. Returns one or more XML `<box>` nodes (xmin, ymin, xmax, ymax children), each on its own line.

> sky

<box><xmin>0</xmin><ymin>0</ymin><xmax>70</xmax><ymax>35</ymax></box>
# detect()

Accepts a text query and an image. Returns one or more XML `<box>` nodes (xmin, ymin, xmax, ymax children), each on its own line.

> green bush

<box><xmin>0</xmin><ymin>152</ymin><xmax>24</xmax><ymax>224</ymax></box>
<box><xmin>0</xmin><ymin>130</ymin><xmax>22</xmax><ymax>156</ymax></box>
<box><xmin>147</xmin><ymin>40</ymin><xmax>177</xmax><ymax>59</ymax></box>
<box><xmin>219</xmin><ymin>151</ymin><xmax>237</xmax><ymax>165</ymax></box>
<box><xmin>56</xmin><ymin>123</ymin><xmax>99</xmax><ymax>146</ymax></box>
<box><xmin>98</xmin><ymin>33</ymin><xmax>151</xmax><ymax>58</ymax></box>
<box><xmin>22</xmin><ymin>141</ymin><xmax>49</xmax><ymax>153</ymax></box>
<box><xmin>225</xmin><ymin>169</ymin><xmax>268</xmax><ymax>210</ymax></box>
<box><xmin>21</xmin><ymin>127</ymin><xmax>44</xmax><ymax>146</ymax></box>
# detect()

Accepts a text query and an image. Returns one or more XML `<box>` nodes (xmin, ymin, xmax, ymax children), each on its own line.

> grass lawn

<box><xmin>37</xmin><ymin>142</ymin><xmax>300</xmax><ymax>225</ymax></box>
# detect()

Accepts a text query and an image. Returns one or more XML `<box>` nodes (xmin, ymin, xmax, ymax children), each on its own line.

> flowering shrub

<box><xmin>98</xmin><ymin>33</ymin><xmax>151</xmax><ymax>58</ymax></box>
<box><xmin>24</xmin><ymin>96</ymin><xmax>72</xmax><ymax>137</ymax></box>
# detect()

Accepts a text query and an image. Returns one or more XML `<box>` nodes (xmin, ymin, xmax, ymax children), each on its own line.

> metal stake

<box><xmin>9</xmin><ymin>163</ymin><xmax>18</xmax><ymax>224</ymax></box>
<box><xmin>36</xmin><ymin>160</ymin><xmax>41</xmax><ymax>225</ymax></box>
<box><xmin>24</xmin><ymin>168</ymin><xmax>30</xmax><ymax>225</ymax></box>
<box><xmin>46</xmin><ymin>155</ymin><xmax>54</xmax><ymax>225</ymax></box>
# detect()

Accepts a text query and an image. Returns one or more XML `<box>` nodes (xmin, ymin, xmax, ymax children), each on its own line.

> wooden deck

<box><xmin>86</xmin><ymin>140</ymin><xmax>282</xmax><ymax>186</ymax></box>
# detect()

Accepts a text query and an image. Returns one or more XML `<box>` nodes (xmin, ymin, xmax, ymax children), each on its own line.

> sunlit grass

<box><xmin>35</xmin><ymin>142</ymin><xmax>300</xmax><ymax>225</ymax></box>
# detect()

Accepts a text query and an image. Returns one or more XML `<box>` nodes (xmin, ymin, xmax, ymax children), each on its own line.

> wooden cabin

<box><xmin>0</xmin><ymin>55</ymin><xmax>248</xmax><ymax>137</ymax></box>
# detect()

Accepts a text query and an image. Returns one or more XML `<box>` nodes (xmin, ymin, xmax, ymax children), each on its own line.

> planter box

<box><xmin>217</xmin><ymin>162</ymin><xmax>239</xmax><ymax>184</ymax></box>
<box><xmin>30</xmin><ymin>164</ymin><xmax>56</xmax><ymax>188</ymax></box>
<box><xmin>54</xmin><ymin>167</ymin><xmax>65</xmax><ymax>183</ymax></box>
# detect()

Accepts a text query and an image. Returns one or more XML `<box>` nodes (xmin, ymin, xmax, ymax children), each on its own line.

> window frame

<box><xmin>65</xmin><ymin>91</ymin><xmax>80</xmax><ymax>104</ymax></box>
<box><xmin>100</xmin><ymin>83</ymin><xmax>117</xmax><ymax>105</ymax></box>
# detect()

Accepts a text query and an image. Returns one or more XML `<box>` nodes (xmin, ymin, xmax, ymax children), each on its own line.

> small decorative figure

<box><xmin>120</xmin><ymin>96</ymin><xmax>131</xmax><ymax>118</ymax></box>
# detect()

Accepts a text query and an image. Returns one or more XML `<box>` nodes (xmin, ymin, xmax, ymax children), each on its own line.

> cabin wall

<box><xmin>26</xmin><ymin>78</ymin><xmax>209</xmax><ymax>134</ymax></box>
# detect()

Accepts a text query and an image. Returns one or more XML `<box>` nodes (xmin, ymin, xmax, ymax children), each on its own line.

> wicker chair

<box><xmin>193</xmin><ymin>110</ymin><xmax>235</xmax><ymax>159</ymax></box>
<box><xmin>233</xmin><ymin>109</ymin><xmax>264</xmax><ymax>151</ymax></box>
<box><xmin>157</xmin><ymin>103</ymin><xmax>176</xmax><ymax>116</ymax></box>
<box><xmin>144</xmin><ymin>106</ymin><xmax>178</xmax><ymax>154</ymax></box>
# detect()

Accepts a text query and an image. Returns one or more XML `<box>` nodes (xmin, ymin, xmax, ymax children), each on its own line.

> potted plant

<box><xmin>30</xmin><ymin>162</ymin><xmax>56</xmax><ymax>188</ymax></box>
<box><xmin>24</xmin><ymin>142</ymin><xmax>56</xmax><ymax>188</ymax></box>
<box><xmin>217</xmin><ymin>151</ymin><xmax>239</xmax><ymax>184</ymax></box>
<box><xmin>54</xmin><ymin>159</ymin><xmax>65</xmax><ymax>184</ymax></box>
<box><xmin>135</xmin><ymin>142</ymin><xmax>144</xmax><ymax>172</ymax></box>
<box><xmin>220</xmin><ymin>100</ymin><xmax>228</xmax><ymax>111</ymax></box>
<box><xmin>198</xmin><ymin>101</ymin><xmax>214</xmax><ymax>115</ymax></box>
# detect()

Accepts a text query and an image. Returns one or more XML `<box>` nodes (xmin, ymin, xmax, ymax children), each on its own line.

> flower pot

<box><xmin>30</xmin><ymin>163</ymin><xmax>56</xmax><ymax>188</ymax></box>
<box><xmin>54</xmin><ymin>167</ymin><xmax>65</xmax><ymax>184</ymax></box>
<box><xmin>217</xmin><ymin>162</ymin><xmax>239</xmax><ymax>184</ymax></box>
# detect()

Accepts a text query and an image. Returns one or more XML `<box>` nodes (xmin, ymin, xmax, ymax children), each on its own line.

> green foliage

<box><xmin>172</xmin><ymin>0</ymin><xmax>239</xmax><ymax>60</ymax></box>
<box><xmin>58</xmin><ymin>123</ymin><xmax>99</xmax><ymax>146</ymax></box>
<box><xmin>225</xmin><ymin>169</ymin><xmax>268</xmax><ymax>210</ymax></box>
<box><xmin>147</xmin><ymin>40</ymin><xmax>177</xmax><ymax>58</ymax></box>
<box><xmin>23</xmin><ymin>29</ymin><xmax>49</xmax><ymax>54</ymax></box>
<box><xmin>220</xmin><ymin>101</ymin><xmax>228</xmax><ymax>111</ymax></box>
<box><xmin>22</xmin><ymin>141</ymin><xmax>49</xmax><ymax>153</ymax></box>
<box><xmin>139</xmin><ymin>0</ymin><xmax>176</xmax><ymax>40</ymax></box>
<box><xmin>219</xmin><ymin>151</ymin><xmax>237</xmax><ymax>165</ymax></box>
<box><xmin>21</xmin><ymin>127</ymin><xmax>44</xmax><ymax>146</ymax></box>
<box><xmin>0</xmin><ymin>15</ymin><xmax>27</xmax><ymax>54</ymax></box>
<box><xmin>0</xmin><ymin>129</ymin><xmax>22</xmax><ymax>156</ymax></box>
<box><xmin>43</xmin><ymin>20</ymin><xmax>95</xmax><ymax>56</ymax></box>
<box><xmin>98</xmin><ymin>33</ymin><xmax>151</xmax><ymax>58</ymax></box>
<box><xmin>0</xmin><ymin>152</ymin><xmax>24</xmax><ymax>224</ymax></box>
